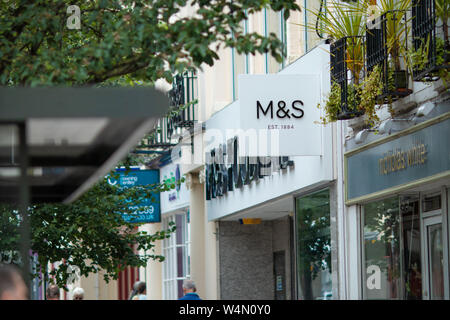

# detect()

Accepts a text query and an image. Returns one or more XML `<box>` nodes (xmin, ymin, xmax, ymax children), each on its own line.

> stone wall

<box><xmin>218</xmin><ymin>221</ymin><xmax>274</xmax><ymax>300</ymax></box>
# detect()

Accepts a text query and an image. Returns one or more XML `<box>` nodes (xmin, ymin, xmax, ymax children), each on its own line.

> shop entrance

<box><xmin>400</xmin><ymin>192</ymin><xmax>450</xmax><ymax>300</ymax></box>
<box><xmin>420</xmin><ymin>191</ymin><xmax>449</xmax><ymax>300</ymax></box>
<box><xmin>362</xmin><ymin>188</ymin><xmax>449</xmax><ymax>300</ymax></box>
<box><xmin>422</xmin><ymin>215</ymin><xmax>444</xmax><ymax>299</ymax></box>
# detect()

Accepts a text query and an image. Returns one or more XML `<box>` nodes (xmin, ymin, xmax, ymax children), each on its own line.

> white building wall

<box><xmin>205</xmin><ymin>43</ymin><xmax>334</xmax><ymax>221</ymax></box>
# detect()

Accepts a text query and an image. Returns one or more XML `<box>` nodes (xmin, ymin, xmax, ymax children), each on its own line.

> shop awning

<box><xmin>0</xmin><ymin>87</ymin><xmax>169</xmax><ymax>204</ymax></box>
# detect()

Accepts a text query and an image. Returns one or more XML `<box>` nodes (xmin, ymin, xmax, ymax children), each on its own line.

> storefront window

<box><xmin>363</xmin><ymin>197</ymin><xmax>401</xmax><ymax>299</ymax></box>
<box><xmin>400</xmin><ymin>196</ymin><xmax>422</xmax><ymax>300</ymax></box>
<box><xmin>162</xmin><ymin>212</ymin><xmax>190</xmax><ymax>299</ymax></box>
<box><xmin>362</xmin><ymin>196</ymin><xmax>422</xmax><ymax>300</ymax></box>
<box><xmin>295</xmin><ymin>189</ymin><xmax>332</xmax><ymax>300</ymax></box>
<box><xmin>423</xmin><ymin>194</ymin><xmax>441</xmax><ymax>212</ymax></box>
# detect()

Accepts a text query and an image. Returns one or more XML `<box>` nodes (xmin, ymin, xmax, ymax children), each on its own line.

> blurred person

<box><xmin>72</xmin><ymin>287</ymin><xmax>84</xmax><ymax>300</ymax></box>
<box><xmin>129</xmin><ymin>281</ymin><xmax>147</xmax><ymax>300</ymax></box>
<box><xmin>179</xmin><ymin>279</ymin><xmax>201</xmax><ymax>300</ymax></box>
<box><xmin>0</xmin><ymin>263</ymin><xmax>28</xmax><ymax>300</ymax></box>
<box><xmin>46</xmin><ymin>284</ymin><xmax>60</xmax><ymax>300</ymax></box>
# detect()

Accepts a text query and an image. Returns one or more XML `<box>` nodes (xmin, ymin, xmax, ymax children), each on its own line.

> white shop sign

<box><xmin>238</xmin><ymin>74</ymin><xmax>322</xmax><ymax>157</ymax></box>
<box><xmin>160</xmin><ymin>162</ymin><xmax>190</xmax><ymax>214</ymax></box>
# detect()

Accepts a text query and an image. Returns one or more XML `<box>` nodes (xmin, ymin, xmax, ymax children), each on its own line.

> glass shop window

<box><xmin>362</xmin><ymin>195</ymin><xmax>422</xmax><ymax>300</ymax></box>
<box><xmin>295</xmin><ymin>189</ymin><xmax>332</xmax><ymax>300</ymax></box>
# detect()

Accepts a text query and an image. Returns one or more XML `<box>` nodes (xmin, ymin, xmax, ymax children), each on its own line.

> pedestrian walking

<box><xmin>72</xmin><ymin>287</ymin><xmax>85</xmax><ymax>300</ymax></box>
<box><xmin>0</xmin><ymin>263</ymin><xmax>28</xmax><ymax>300</ymax></box>
<box><xmin>129</xmin><ymin>281</ymin><xmax>147</xmax><ymax>300</ymax></box>
<box><xmin>46</xmin><ymin>284</ymin><xmax>60</xmax><ymax>300</ymax></box>
<box><xmin>179</xmin><ymin>279</ymin><xmax>202</xmax><ymax>300</ymax></box>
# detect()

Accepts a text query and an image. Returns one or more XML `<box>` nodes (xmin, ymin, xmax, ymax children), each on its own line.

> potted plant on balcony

<box><xmin>408</xmin><ymin>0</ymin><xmax>449</xmax><ymax>84</ymax></box>
<box><xmin>436</xmin><ymin>0</ymin><xmax>449</xmax><ymax>51</ymax></box>
<box><xmin>302</xmin><ymin>1</ymin><xmax>366</xmax><ymax>121</ymax></box>
<box><xmin>409</xmin><ymin>36</ymin><xmax>450</xmax><ymax>84</ymax></box>
<box><xmin>319</xmin><ymin>64</ymin><xmax>383</xmax><ymax>126</ymax></box>
<box><xmin>303</xmin><ymin>1</ymin><xmax>384</xmax><ymax>125</ymax></box>
<box><xmin>371</xmin><ymin>0</ymin><xmax>412</xmax><ymax>100</ymax></box>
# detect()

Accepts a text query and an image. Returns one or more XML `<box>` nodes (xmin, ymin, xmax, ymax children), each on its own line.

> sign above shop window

<box><xmin>205</xmin><ymin>134</ymin><xmax>295</xmax><ymax>201</ymax></box>
<box><xmin>238</xmin><ymin>74</ymin><xmax>322</xmax><ymax>157</ymax></box>
<box><xmin>160</xmin><ymin>162</ymin><xmax>190</xmax><ymax>213</ymax></box>
<box><xmin>345</xmin><ymin>114</ymin><xmax>450</xmax><ymax>204</ymax></box>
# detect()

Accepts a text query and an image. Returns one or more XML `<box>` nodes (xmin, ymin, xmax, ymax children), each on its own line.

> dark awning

<box><xmin>0</xmin><ymin>87</ymin><xmax>168</xmax><ymax>204</ymax></box>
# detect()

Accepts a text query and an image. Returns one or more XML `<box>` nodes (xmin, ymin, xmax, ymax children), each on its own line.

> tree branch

<box><xmin>85</xmin><ymin>55</ymin><xmax>150</xmax><ymax>84</ymax></box>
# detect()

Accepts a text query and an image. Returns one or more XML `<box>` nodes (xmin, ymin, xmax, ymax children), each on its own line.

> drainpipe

<box><xmin>95</xmin><ymin>272</ymin><xmax>100</xmax><ymax>300</ymax></box>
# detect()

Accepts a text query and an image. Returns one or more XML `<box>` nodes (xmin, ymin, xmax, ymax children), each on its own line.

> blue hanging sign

<box><xmin>107</xmin><ymin>169</ymin><xmax>161</xmax><ymax>223</ymax></box>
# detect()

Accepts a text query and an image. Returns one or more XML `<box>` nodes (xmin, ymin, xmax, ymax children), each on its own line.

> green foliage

<box><xmin>0</xmin><ymin>0</ymin><xmax>300</xmax><ymax>86</ymax></box>
<box><xmin>409</xmin><ymin>37</ymin><xmax>431</xmax><ymax>72</ymax></box>
<box><xmin>0</xmin><ymin>175</ymin><xmax>180</xmax><ymax>289</ymax></box>
<box><xmin>310</xmin><ymin>0</ymin><xmax>416</xmax><ymax>126</ymax></box>
<box><xmin>0</xmin><ymin>206</ymin><xmax>21</xmax><ymax>264</ymax></box>
<box><xmin>302</xmin><ymin>0</ymin><xmax>367</xmax><ymax>39</ymax></box>
<box><xmin>296</xmin><ymin>189</ymin><xmax>331</xmax><ymax>299</ymax></box>
<box><xmin>319</xmin><ymin>82</ymin><xmax>362</xmax><ymax>124</ymax></box>
<box><xmin>299</xmin><ymin>0</ymin><xmax>366</xmax><ymax>82</ymax></box>
<box><xmin>124</xmin><ymin>97</ymin><xmax>200</xmax><ymax>166</ymax></box>
<box><xmin>360</xmin><ymin>65</ymin><xmax>384</xmax><ymax>127</ymax></box>
<box><xmin>377</xmin><ymin>0</ymin><xmax>412</xmax><ymax>60</ymax></box>
<box><xmin>436</xmin><ymin>0</ymin><xmax>450</xmax><ymax>22</ymax></box>
<box><xmin>319</xmin><ymin>65</ymin><xmax>383</xmax><ymax>127</ymax></box>
<box><xmin>0</xmin><ymin>0</ymin><xmax>301</xmax><ymax>288</ymax></box>
<box><xmin>408</xmin><ymin>36</ymin><xmax>450</xmax><ymax>86</ymax></box>
<box><xmin>318</xmin><ymin>82</ymin><xmax>349</xmax><ymax>124</ymax></box>
<box><xmin>406</xmin><ymin>0</ymin><xmax>449</xmax><ymax>86</ymax></box>
<box><xmin>436</xmin><ymin>0</ymin><xmax>449</xmax><ymax>46</ymax></box>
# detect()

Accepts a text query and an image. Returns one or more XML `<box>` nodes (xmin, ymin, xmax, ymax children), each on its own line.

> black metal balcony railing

<box><xmin>412</xmin><ymin>0</ymin><xmax>449</xmax><ymax>81</ymax></box>
<box><xmin>136</xmin><ymin>71</ymin><xmax>198</xmax><ymax>154</ymax></box>
<box><xmin>168</xmin><ymin>70</ymin><xmax>197</xmax><ymax>130</ymax></box>
<box><xmin>366</xmin><ymin>10</ymin><xmax>413</xmax><ymax>102</ymax></box>
<box><xmin>150</xmin><ymin>117</ymin><xmax>177</xmax><ymax>148</ymax></box>
<box><xmin>330</xmin><ymin>36</ymin><xmax>365</xmax><ymax>120</ymax></box>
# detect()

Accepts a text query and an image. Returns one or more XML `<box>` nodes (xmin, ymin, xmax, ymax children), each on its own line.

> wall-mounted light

<box><xmin>378</xmin><ymin>118</ymin><xmax>413</xmax><ymax>135</ymax></box>
<box><xmin>413</xmin><ymin>102</ymin><xmax>435</xmax><ymax>121</ymax></box>
<box><xmin>355</xmin><ymin>129</ymin><xmax>377</xmax><ymax>144</ymax></box>
<box><xmin>377</xmin><ymin>102</ymin><xmax>436</xmax><ymax>135</ymax></box>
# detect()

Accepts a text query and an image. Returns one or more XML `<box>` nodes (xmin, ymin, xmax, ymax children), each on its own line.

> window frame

<box><xmin>294</xmin><ymin>187</ymin><xmax>334</xmax><ymax>300</ymax></box>
<box><xmin>162</xmin><ymin>211</ymin><xmax>191</xmax><ymax>300</ymax></box>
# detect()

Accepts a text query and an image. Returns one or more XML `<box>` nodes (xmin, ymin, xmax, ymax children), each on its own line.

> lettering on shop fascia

<box><xmin>378</xmin><ymin>142</ymin><xmax>428</xmax><ymax>176</ymax></box>
<box><xmin>205</xmin><ymin>136</ymin><xmax>294</xmax><ymax>201</ymax></box>
<box><xmin>256</xmin><ymin>100</ymin><xmax>305</xmax><ymax>119</ymax></box>
<box><xmin>257</xmin><ymin>100</ymin><xmax>304</xmax><ymax>131</ymax></box>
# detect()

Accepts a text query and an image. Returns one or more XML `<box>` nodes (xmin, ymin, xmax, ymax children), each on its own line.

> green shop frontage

<box><xmin>345</xmin><ymin>112</ymin><xmax>450</xmax><ymax>300</ymax></box>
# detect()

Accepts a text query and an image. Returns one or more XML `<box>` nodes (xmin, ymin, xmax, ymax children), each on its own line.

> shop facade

<box><xmin>160</xmin><ymin>161</ymin><xmax>191</xmax><ymax>300</ymax></box>
<box><xmin>139</xmin><ymin>160</ymin><xmax>191</xmax><ymax>300</ymax></box>
<box><xmin>204</xmin><ymin>43</ymin><xmax>345</xmax><ymax>300</ymax></box>
<box><xmin>345</xmin><ymin>106</ymin><xmax>450</xmax><ymax>300</ymax></box>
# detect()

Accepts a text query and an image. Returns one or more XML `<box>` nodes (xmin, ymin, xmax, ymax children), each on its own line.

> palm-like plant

<box><xmin>358</xmin><ymin>0</ymin><xmax>412</xmax><ymax>70</ymax></box>
<box><xmin>301</xmin><ymin>0</ymin><xmax>367</xmax><ymax>84</ymax></box>
<box><xmin>304</xmin><ymin>1</ymin><xmax>386</xmax><ymax>124</ymax></box>
<box><xmin>379</xmin><ymin>0</ymin><xmax>412</xmax><ymax>71</ymax></box>
<box><xmin>436</xmin><ymin>0</ymin><xmax>449</xmax><ymax>48</ymax></box>
<box><xmin>293</xmin><ymin>0</ymin><xmax>366</xmax><ymax>83</ymax></box>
